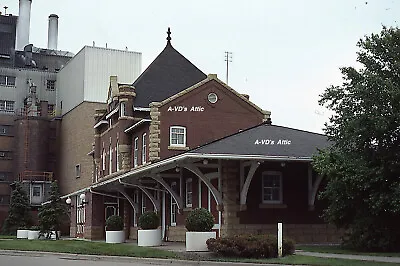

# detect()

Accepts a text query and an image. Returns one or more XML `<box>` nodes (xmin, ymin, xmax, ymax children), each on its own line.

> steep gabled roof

<box><xmin>132</xmin><ymin>29</ymin><xmax>207</xmax><ymax>107</ymax></box>
<box><xmin>189</xmin><ymin>123</ymin><xmax>329</xmax><ymax>159</ymax></box>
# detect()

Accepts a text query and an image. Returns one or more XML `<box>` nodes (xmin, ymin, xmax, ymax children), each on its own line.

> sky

<box><xmin>2</xmin><ymin>0</ymin><xmax>399</xmax><ymax>133</ymax></box>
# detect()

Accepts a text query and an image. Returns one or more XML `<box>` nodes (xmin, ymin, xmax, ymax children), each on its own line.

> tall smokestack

<box><xmin>47</xmin><ymin>14</ymin><xmax>58</xmax><ymax>50</ymax></box>
<box><xmin>15</xmin><ymin>0</ymin><xmax>32</xmax><ymax>51</ymax></box>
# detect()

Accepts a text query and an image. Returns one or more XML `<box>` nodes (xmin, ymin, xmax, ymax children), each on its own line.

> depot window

<box><xmin>170</xmin><ymin>126</ymin><xmax>186</xmax><ymax>147</ymax></box>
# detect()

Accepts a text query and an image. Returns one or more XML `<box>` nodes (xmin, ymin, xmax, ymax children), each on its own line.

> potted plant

<box><xmin>137</xmin><ymin>211</ymin><xmax>161</xmax><ymax>247</ymax></box>
<box><xmin>28</xmin><ymin>226</ymin><xmax>40</xmax><ymax>240</ymax></box>
<box><xmin>17</xmin><ymin>226</ymin><xmax>29</xmax><ymax>239</ymax></box>
<box><xmin>105</xmin><ymin>215</ymin><xmax>125</xmax><ymax>243</ymax></box>
<box><xmin>185</xmin><ymin>208</ymin><xmax>216</xmax><ymax>251</ymax></box>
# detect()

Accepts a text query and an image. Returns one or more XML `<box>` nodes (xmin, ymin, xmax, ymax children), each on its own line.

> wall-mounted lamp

<box><xmin>175</xmin><ymin>167</ymin><xmax>180</xmax><ymax>173</ymax></box>
<box><xmin>203</xmin><ymin>159</ymin><xmax>208</xmax><ymax>165</ymax></box>
<box><xmin>80</xmin><ymin>193</ymin><xmax>89</xmax><ymax>205</ymax></box>
<box><xmin>65</xmin><ymin>197</ymin><xmax>73</xmax><ymax>207</ymax></box>
<box><xmin>280</xmin><ymin>162</ymin><xmax>286</xmax><ymax>168</ymax></box>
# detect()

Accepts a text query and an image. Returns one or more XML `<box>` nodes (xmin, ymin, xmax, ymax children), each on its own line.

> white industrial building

<box><xmin>0</xmin><ymin>0</ymin><xmax>142</xmax><ymax>229</ymax></box>
<box><xmin>57</xmin><ymin>46</ymin><xmax>142</xmax><ymax>116</ymax></box>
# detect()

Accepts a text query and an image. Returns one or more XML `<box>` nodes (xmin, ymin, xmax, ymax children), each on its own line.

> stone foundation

<box><xmin>69</xmin><ymin>226</ymin><xmax>76</xmax><ymax>238</ymax></box>
<box><xmin>84</xmin><ymin>226</ymin><xmax>104</xmax><ymax>240</ymax></box>
<box><xmin>167</xmin><ymin>225</ymin><xmax>186</xmax><ymax>242</ymax></box>
<box><xmin>129</xmin><ymin>226</ymin><xmax>138</xmax><ymax>240</ymax></box>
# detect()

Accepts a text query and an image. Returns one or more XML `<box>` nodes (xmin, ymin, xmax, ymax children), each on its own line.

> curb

<box><xmin>0</xmin><ymin>249</ymin><xmax>286</xmax><ymax>266</ymax></box>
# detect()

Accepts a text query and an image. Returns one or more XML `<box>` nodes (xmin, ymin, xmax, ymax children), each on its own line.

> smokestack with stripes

<box><xmin>15</xmin><ymin>0</ymin><xmax>32</xmax><ymax>51</ymax></box>
<box><xmin>47</xmin><ymin>14</ymin><xmax>59</xmax><ymax>50</ymax></box>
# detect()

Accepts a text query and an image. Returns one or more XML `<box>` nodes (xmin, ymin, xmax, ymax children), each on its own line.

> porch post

<box><xmin>84</xmin><ymin>192</ymin><xmax>105</xmax><ymax>240</ymax></box>
<box><xmin>220</xmin><ymin>160</ymin><xmax>240</xmax><ymax>237</ymax></box>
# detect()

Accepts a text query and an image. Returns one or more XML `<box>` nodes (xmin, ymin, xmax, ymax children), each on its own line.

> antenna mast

<box><xmin>224</xmin><ymin>51</ymin><xmax>232</xmax><ymax>85</ymax></box>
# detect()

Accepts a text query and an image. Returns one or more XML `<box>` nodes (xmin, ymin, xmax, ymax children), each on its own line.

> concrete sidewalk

<box><xmin>138</xmin><ymin>241</ymin><xmax>400</xmax><ymax>264</ymax></box>
<box><xmin>296</xmin><ymin>250</ymin><xmax>400</xmax><ymax>264</ymax></box>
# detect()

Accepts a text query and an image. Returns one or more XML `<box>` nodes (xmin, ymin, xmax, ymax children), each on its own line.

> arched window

<box><xmin>120</xmin><ymin>102</ymin><xmax>126</xmax><ymax>117</ymax></box>
<box><xmin>102</xmin><ymin>148</ymin><xmax>106</xmax><ymax>171</ymax></box>
<box><xmin>142</xmin><ymin>133</ymin><xmax>147</xmax><ymax>164</ymax></box>
<box><xmin>109</xmin><ymin>144</ymin><xmax>112</xmax><ymax>175</ymax></box>
<box><xmin>133</xmin><ymin>137</ymin><xmax>138</xmax><ymax>167</ymax></box>
<box><xmin>170</xmin><ymin>126</ymin><xmax>186</xmax><ymax>147</ymax></box>
<box><xmin>116</xmin><ymin>140</ymin><xmax>120</xmax><ymax>171</ymax></box>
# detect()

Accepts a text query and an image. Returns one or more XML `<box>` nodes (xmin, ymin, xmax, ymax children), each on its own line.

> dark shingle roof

<box><xmin>190</xmin><ymin>123</ymin><xmax>330</xmax><ymax>159</ymax></box>
<box><xmin>133</xmin><ymin>42</ymin><xmax>206</xmax><ymax>107</ymax></box>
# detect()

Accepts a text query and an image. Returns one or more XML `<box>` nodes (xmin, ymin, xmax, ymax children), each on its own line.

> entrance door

<box><xmin>76</xmin><ymin>195</ymin><xmax>85</xmax><ymax>237</ymax></box>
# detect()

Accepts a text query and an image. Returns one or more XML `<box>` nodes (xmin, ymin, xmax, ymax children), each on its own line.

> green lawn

<box><xmin>0</xmin><ymin>238</ymin><xmax>397</xmax><ymax>266</ymax></box>
<box><xmin>297</xmin><ymin>245</ymin><xmax>400</xmax><ymax>257</ymax></box>
<box><xmin>0</xmin><ymin>235</ymin><xmax>15</xmax><ymax>239</ymax></box>
<box><xmin>0</xmin><ymin>239</ymin><xmax>177</xmax><ymax>259</ymax></box>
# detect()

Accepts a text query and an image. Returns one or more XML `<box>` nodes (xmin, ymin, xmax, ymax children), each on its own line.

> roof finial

<box><xmin>166</xmin><ymin>27</ymin><xmax>172</xmax><ymax>44</ymax></box>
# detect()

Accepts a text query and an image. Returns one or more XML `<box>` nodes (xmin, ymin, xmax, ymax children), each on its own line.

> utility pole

<box><xmin>224</xmin><ymin>51</ymin><xmax>232</xmax><ymax>85</ymax></box>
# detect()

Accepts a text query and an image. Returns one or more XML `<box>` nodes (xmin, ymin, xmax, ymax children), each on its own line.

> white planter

<box><xmin>28</xmin><ymin>230</ymin><xmax>40</xmax><ymax>240</ymax></box>
<box><xmin>186</xmin><ymin>231</ymin><xmax>216</xmax><ymax>252</ymax></box>
<box><xmin>106</xmin><ymin>230</ymin><xmax>125</xmax><ymax>243</ymax></box>
<box><xmin>17</xmin><ymin>230</ymin><xmax>29</xmax><ymax>239</ymax></box>
<box><xmin>50</xmin><ymin>231</ymin><xmax>61</xmax><ymax>239</ymax></box>
<box><xmin>138</xmin><ymin>229</ymin><xmax>162</xmax><ymax>247</ymax></box>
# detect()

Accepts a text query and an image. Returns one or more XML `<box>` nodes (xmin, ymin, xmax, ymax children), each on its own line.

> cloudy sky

<box><xmin>3</xmin><ymin>0</ymin><xmax>399</xmax><ymax>133</ymax></box>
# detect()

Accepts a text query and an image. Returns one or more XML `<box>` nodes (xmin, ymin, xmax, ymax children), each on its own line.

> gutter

<box><xmin>105</xmin><ymin>106</ymin><xmax>119</xmax><ymax>119</ymax></box>
<box><xmin>124</xmin><ymin>119</ymin><xmax>151</xmax><ymax>133</ymax></box>
<box><xmin>93</xmin><ymin>120</ymin><xmax>108</xmax><ymax>129</ymax></box>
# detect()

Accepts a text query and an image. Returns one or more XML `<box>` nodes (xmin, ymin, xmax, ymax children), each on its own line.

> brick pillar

<box><xmin>84</xmin><ymin>192</ymin><xmax>105</xmax><ymax>240</ymax></box>
<box><xmin>69</xmin><ymin>197</ymin><xmax>77</xmax><ymax>237</ymax></box>
<box><xmin>123</xmin><ymin>201</ymin><xmax>131</xmax><ymax>239</ymax></box>
<box><xmin>220</xmin><ymin>160</ymin><xmax>240</xmax><ymax>237</ymax></box>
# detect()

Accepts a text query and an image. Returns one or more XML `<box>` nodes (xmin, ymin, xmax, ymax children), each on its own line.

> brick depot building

<box><xmin>63</xmin><ymin>30</ymin><xmax>341</xmax><ymax>243</ymax></box>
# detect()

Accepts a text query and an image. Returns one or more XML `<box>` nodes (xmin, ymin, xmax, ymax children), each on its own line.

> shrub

<box><xmin>138</xmin><ymin>211</ymin><xmax>160</xmax><ymax>230</ymax></box>
<box><xmin>206</xmin><ymin>234</ymin><xmax>295</xmax><ymax>258</ymax></box>
<box><xmin>185</xmin><ymin>208</ymin><xmax>214</xmax><ymax>232</ymax></box>
<box><xmin>30</xmin><ymin>226</ymin><xmax>40</xmax><ymax>231</ymax></box>
<box><xmin>2</xmin><ymin>182</ymin><xmax>32</xmax><ymax>234</ymax></box>
<box><xmin>105</xmin><ymin>215</ymin><xmax>124</xmax><ymax>231</ymax></box>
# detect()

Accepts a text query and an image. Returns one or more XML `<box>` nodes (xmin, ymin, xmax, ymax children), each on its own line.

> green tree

<box><xmin>2</xmin><ymin>182</ymin><xmax>32</xmax><ymax>234</ymax></box>
<box><xmin>314</xmin><ymin>26</ymin><xmax>400</xmax><ymax>251</ymax></box>
<box><xmin>38</xmin><ymin>181</ymin><xmax>67</xmax><ymax>239</ymax></box>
